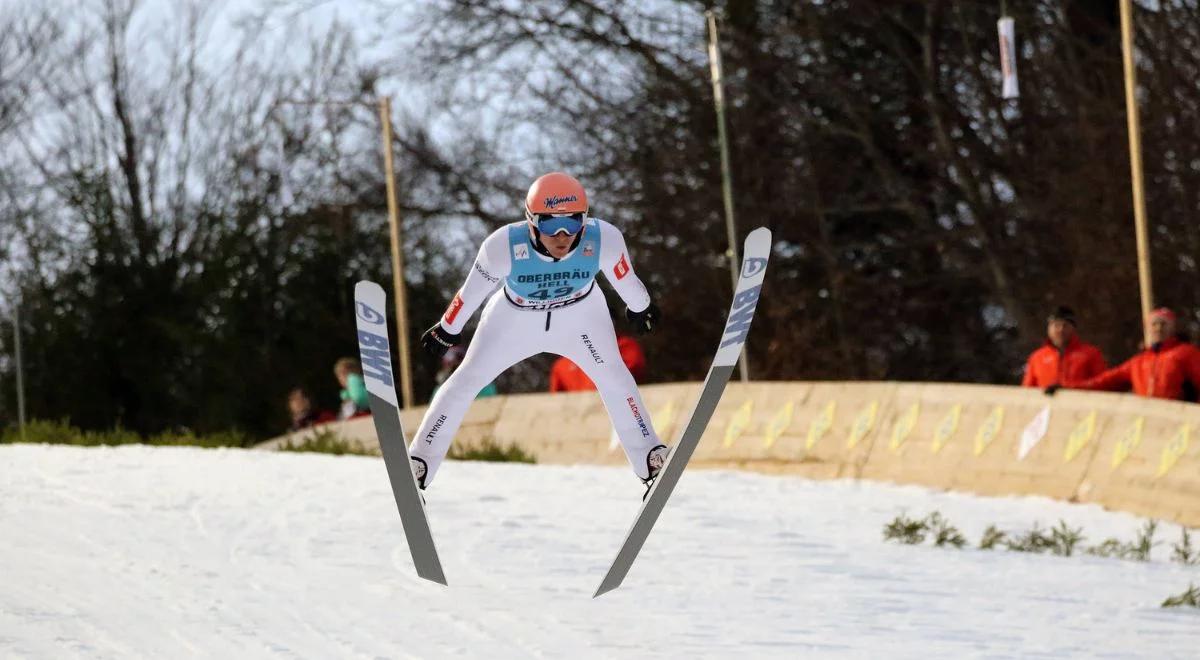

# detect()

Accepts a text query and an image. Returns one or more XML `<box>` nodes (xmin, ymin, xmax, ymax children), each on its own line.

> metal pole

<box><xmin>706</xmin><ymin>10</ymin><xmax>749</xmax><ymax>382</ymax></box>
<box><xmin>1119</xmin><ymin>0</ymin><xmax>1155</xmax><ymax>346</ymax></box>
<box><xmin>378</xmin><ymin>96</ymin><xmax>415</xmax><ymax>408</ymax></box>
<box><xmin>13</xmin><ymin>302</ymin><xmax>26</xmax><ymax>442</ymax></box>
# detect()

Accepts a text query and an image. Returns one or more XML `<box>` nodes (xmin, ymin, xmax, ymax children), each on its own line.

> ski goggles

<box><xmin>528</xmin><ymin>211</ymin><xmax>586</xmax><ymax>236</ymax></box>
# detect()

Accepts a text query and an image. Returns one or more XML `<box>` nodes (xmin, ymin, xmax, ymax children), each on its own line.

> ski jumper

<box><xmin>410</xmin><ymin>218</ymin><xmax>662</xmax><ymax>486</ymax></box>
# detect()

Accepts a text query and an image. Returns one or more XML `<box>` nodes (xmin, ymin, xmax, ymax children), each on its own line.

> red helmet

<box><xmin>524</xmin><ymin>172</ymin><xmax>589</xmax><ymax>237</ymax></box>
<box><xmin>525</xmin><ymin>172</ymin><xmax>588</xmax><ymax>218</ymax></box>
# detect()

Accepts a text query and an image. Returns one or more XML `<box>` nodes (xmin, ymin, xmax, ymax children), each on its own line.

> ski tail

<box><xmin>594</xmin><ymin>227</ymin><xmax>772</xmax><ymax>597</ymax></box>
<box><xmin>354</xmin><ymin>281</ymin><xmax>447</xmax><ymax>585</ymax></box>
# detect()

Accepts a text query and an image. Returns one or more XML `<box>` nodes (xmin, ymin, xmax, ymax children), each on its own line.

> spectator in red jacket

<box><xmin>1074</xmin><ymin>307</ymin><xmax>1200</xmax><ymax>401</ymax></box>
<box><xmin>1022</xmin><ymin>306</ymin><xmax>1106</xmax><ymax>391</ymax></box>
<box><xmin>550</xmin><ymin>334</ymin><xmax>647</xmax><ymax>392</ymax></box>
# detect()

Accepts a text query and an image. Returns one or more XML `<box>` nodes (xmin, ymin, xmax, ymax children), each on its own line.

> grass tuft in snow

<box><xmin>1004</xmin><ymin>523</ymin><xmax>1057</xmax><ymax>554</ymax></box>
<box><xmin>448</xmin><ymin>438</ymin><xmax>536</xmax><ymax>463</ymax></box>
<box><xmin>927</xmin><ymin>512</ymin><xmax>967</xmax><ymax>548</ymax></box>
<box><xmin>1087</xmin><ymin>520</ymin><xmax>1158</xmax><ymax>561</ymax></box>
<box><xmin>1005</xmin><ymin>521</ymin><xmax>1085</xmax><ymax>556</ymax></box>
<box><xmin>889</xmin><ymin>513</ymin><xmax>1181</xmax><ymax>563</ymax></box>
<box><xmin>883</xmin><ymin>512</ymin><xmax>928</xmax><ymax>545</ymax></box>
<box><xmin>1161</xmin><ymin>584</ymin><xmax>1200</xmax><ymax>609</ymax></box>
<box><xmin>1171</xmin><ymin>528</ymin><xmax>1198</xmax><ymax>565</ymax></box>
<box><xmin>979</xmin><ymin>525</ymin><xmax>1007</xmax><ymax>550</ymax></box>
<box><xmin>279</xmin><ymin>429</ymin><xmax>373</xmax><ymax>456</ymax></box>
<box><xmin>883</xmin><ymin>512</ymin><xmax>965</xmax><ymax>548</ymax></box>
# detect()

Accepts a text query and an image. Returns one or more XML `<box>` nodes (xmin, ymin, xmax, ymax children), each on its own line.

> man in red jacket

<box><xmin>1074</xmin><ymin>307</ymin><xmax>1200</xmax><ymax>401</ymax></box>
<box><xmin>1022</xmin><ymin>306</ymin><xmax>1106</xmax><ymax>391</ymax></box>
<box><xmin>550</xmin><ymin>334</ymin><xmax>647</xmax><ymax>392</ymax></box>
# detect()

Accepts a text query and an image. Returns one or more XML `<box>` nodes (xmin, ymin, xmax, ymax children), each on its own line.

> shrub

<box><xmin>2</xmin><ymin>419</ymin><xmax>91</xmax><ymax>445</ymax></box>
<box><xmin>1</xmin><ymin>419</ymin><xmax>247</xmax><ymax>448</ymax></box>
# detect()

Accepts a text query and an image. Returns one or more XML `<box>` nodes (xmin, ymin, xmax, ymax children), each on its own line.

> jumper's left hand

<box><xmin>626</xmin><ymin>302</ymin><xmax>661</xmax><ymax>335</ymax></box>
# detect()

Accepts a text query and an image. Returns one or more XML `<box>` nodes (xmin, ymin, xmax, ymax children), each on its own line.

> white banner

<box><xmin>998</xmin><ymin>17</ymin><xmax>1019</xmax><ymax>100</ymax></box>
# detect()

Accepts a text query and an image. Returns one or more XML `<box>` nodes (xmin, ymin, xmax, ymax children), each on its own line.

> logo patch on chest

<box><xmin>514</xmin><ymin>243</ymin><xmax>530</xmax><ymax>260</ymax></box>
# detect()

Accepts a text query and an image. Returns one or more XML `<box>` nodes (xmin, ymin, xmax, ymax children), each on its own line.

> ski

<box><xmin>354</xmin><ymin>280</ymin><xmax>447</xmax><ymax>585</ymax></box>
<box><xmin>594</xmin><ymin>227</ymin><xmax>772</xmax><ymax>598</ymax></box>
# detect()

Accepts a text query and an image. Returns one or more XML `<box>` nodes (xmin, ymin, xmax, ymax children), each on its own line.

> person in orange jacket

<box><xmin>550</xmin><ymin>334</ymin><xmax>647</xmax><ymax>392</ymax></box>
<box><xmin>1070</xmin><ymin>307</ymin><xmax>1200</xmax><ymax>401</ymax></box>
<box><xmin>1021</xmin><ymin>306</ymin><xmax>1106</xmax><ymax>391</ymax></box>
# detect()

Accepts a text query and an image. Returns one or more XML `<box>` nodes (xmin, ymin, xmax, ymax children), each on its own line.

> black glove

<box><xmin>1044</xmin><ymin>384</ymin><xmax>1062</xmax><ymax>396</ymax></box>
<box><xmin>420</xmin><ymin>323</ymin><xmax>461</xmax><ymax>359</ymax></box>
<box><xmin>626</xmin><ymin>302</ymin><xmax>661</xmax><ymax>335</ymax></box>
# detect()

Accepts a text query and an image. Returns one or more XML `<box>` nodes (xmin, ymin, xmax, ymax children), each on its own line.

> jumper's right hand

<box><xmin>626</xmin><ymin>302</ymin><xmax>661</xmax><ymax>335</ymax></box>
<box><xmin>421</xmin><ymin>323</ymin><xmax>461</xmax><ymax>359</ymax></box>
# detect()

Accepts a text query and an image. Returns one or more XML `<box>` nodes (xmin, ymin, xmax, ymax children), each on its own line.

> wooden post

<box><xmin>706</xmin><ymin>10</ymin><xmax>750</xmax><ymax>382</ymax></box>
<box><xmin>1119</xmin><ymin>0</ymin><xmax>1155</xmax><ymax>345</ymax></box>
<box><xmin>13</xmin><ymin>301</ymin><xmax>26</xmax><ymax>442</ymax></box>
<box><xmin>378</xmin><ymin>96</ymin><xmax>415</xmax><ymax>409</ymax></box>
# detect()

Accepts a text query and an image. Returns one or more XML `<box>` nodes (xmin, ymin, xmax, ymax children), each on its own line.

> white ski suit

<box><xmin>410</xmin><ymin>218</ymin><xmax>662</xmax><ymax>486</ymax></box>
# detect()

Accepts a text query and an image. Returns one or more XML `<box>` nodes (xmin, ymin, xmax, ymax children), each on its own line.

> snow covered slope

<box><xmin>1</xmin><ymin>444</ymin><xmax>1197</xmax><ymax>659</ymax></box>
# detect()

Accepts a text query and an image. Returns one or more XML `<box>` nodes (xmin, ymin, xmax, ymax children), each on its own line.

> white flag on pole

<box><xmin>998</xmin><ymin>16</ymin><xmax>1019</xmax><ymax>100</ymax></box>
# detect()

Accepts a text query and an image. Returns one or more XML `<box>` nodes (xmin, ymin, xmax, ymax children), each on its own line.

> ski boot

<box><xmin>411</xmin><ymin>456</ymin><xmax>428</xmax><ymax>504</ymax></box>
<box><xmin>642</xmin><ymin>444</ymin><xmax>668</xmax><ymax>500</ymax></box>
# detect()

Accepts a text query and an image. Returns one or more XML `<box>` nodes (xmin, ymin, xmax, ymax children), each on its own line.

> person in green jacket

<box><xmin>334</xmin><ymin>357</ymin><xmax>370</xmax><ymax>419</ymax></box>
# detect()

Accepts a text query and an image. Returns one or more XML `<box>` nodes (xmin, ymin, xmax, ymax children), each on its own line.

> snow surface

<box><xmin>2</xmin><ymin>444</ymin><xmax>1198</xmax><ymax>659</ymax></box>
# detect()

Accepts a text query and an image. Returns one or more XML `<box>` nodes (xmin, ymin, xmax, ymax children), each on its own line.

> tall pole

<box><xmin>378</xmin><ymin>96</ymin><xmax>415</xmax><ymax>409</ymax></box>
<box><xmin>13</xmin><ymin>302</ymin><xmax>26</xmax><ymax>442</ymax></box>
<box><xmin>706</xmin><ymin>10</ymin><xmax>749</xmax><ymax>383</ymax></box>
<box><xmin>1119</xmin><ymin>0</ymin><xmax>1155</xmax><ymax>346</ymax></box>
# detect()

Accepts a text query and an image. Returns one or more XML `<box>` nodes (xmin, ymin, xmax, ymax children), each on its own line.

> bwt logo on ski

<box><xmin>356</xmin><ymin>301</ymin><xmax>385</xmax><ymax>325</ymax></box>
<box><xmin>626</xmin><ymin>397</ymin><xmax>651</xmax><ymax>438</ymax></box>
<box><xmin>581</xmin><ymin>334</ymin><xmax>604</xmax><ymax>364</ymax></box>
<box><xmin>543</xmin><ymin>194</ymin><xmax>578</xmax><ymax>208</ymax></box>
<box><xmin>424</xmin><ymin>414</ymin><xmax>447</xmax><ymax>444</ymax></box>
<box><xmin>719</xmin><ymin>285</ymin><xmax>762</xmax><ymax>348</ymax></box>
<box><xmin>357</xmin><ymin>330</ymin><xmax>394</xmax><ymax>387</ymax></box>
<box><xmin>742</xmin><ymin>257</ymin><xmax>767</xmax><ymax>279</ymax></box>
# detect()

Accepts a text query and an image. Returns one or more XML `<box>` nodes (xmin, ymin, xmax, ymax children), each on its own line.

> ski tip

<box><xmin>745</xmin><ymin>226</ymin><xmax>772</xmax><ymax>247</ymax></box>
<box><xmin>419</xmin><ymin>570</ymin><xmax>448</xmax><ymax>586</ymax></box>
<box><xmin>593</xmin><ymin>577</ymin><xmax>623</xmax><ymax>599</ymax></box>
<box><xmin>355</xmin><ymin>280</ymin><xmax>384</xmax><ymax>297</ymax></box>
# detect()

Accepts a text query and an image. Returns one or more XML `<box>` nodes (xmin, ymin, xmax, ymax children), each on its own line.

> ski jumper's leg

<box><xmin>553</xmin><ymin>292</ymin><xmax>662</xmax><ymax>480</ymax></box>
<box><xmin>410</xmin><ymin>293</ymin><xmax>540</xmax><ymax>486</ymax></box>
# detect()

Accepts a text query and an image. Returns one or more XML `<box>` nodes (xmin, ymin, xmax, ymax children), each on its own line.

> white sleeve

<box><xmin>439</xmin><ymin>227</ymin><xmax>511</xmax><ymax>334</ymax></box>
<box><xmin>597</xmin><ymin>220</ymin><xmax>651</xmax><ymax>313</ymax></box>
